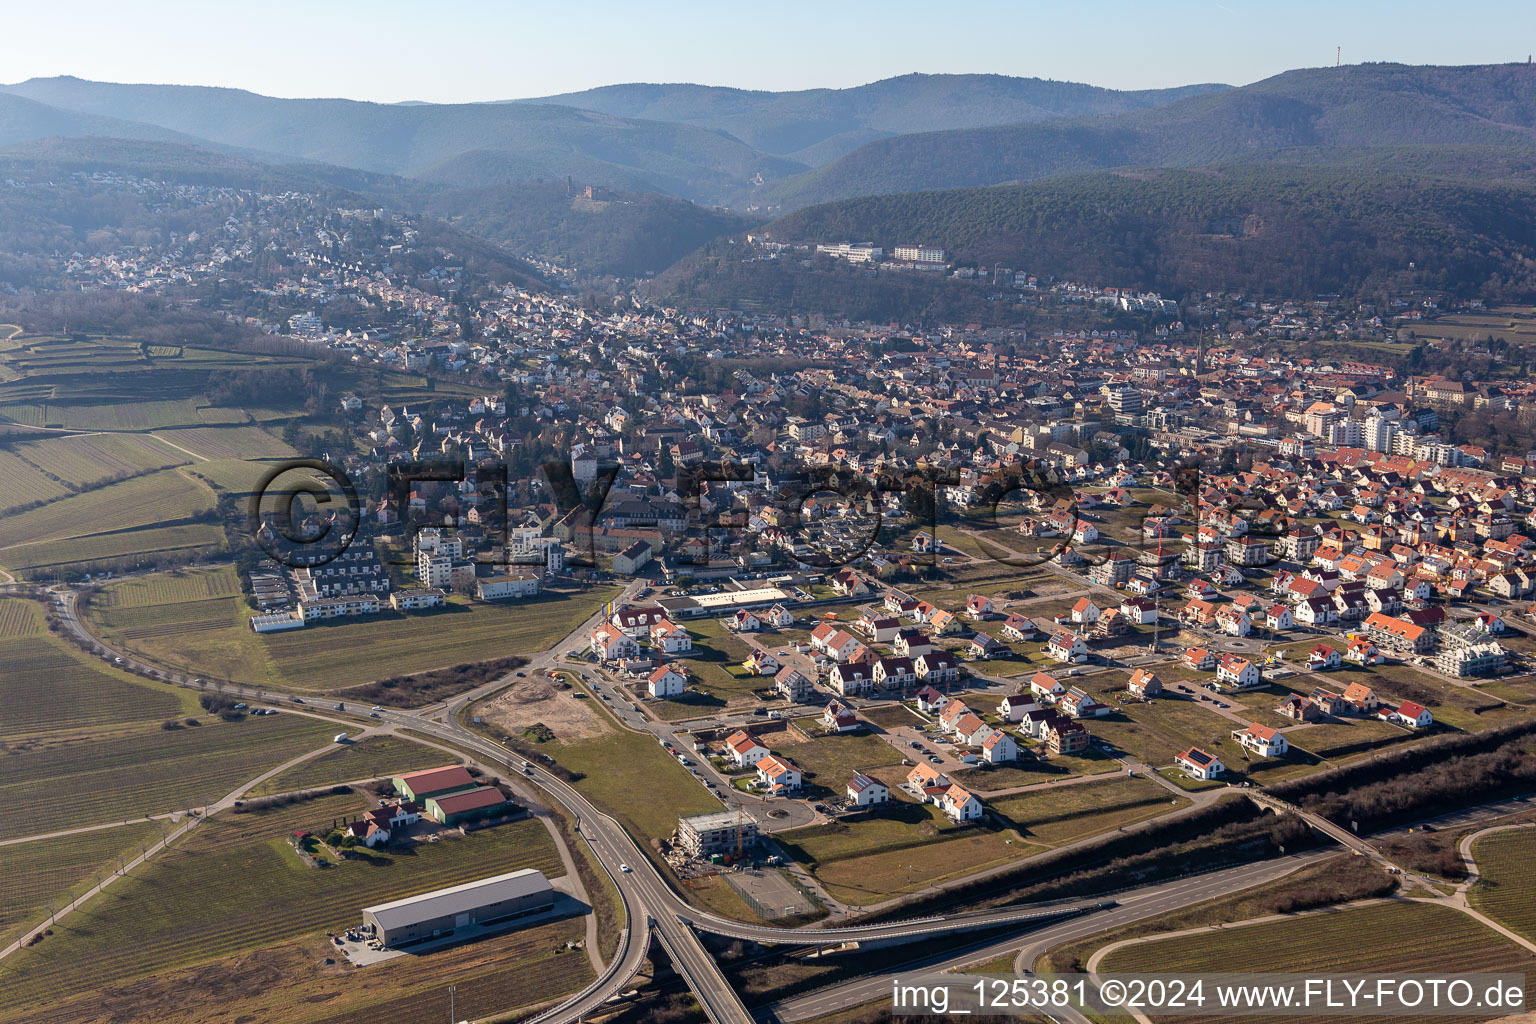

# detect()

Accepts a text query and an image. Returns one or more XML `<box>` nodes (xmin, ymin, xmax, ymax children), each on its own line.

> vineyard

<box><xmin>0</xmin><ymin>821</ymin><xmax>165</xmax><ymax>948</ymax></box>
<box><xmin>0</xmin><ymin>470</ymin><xmax>214</xmax><ymax>551</ymax></box>
<box><xmin>0</xmin><ymin>522</ymin><xmax>226</xmax><ymax>574</ymax></box>
<box><xmin>0</xmin><ymin>801</ymin><xmax>563</xmax><ymax>1015</ymax></box>
<box><xmin>1469</xmin><ymin>828</ymin><xmax>1536</xmax><ymax>943</ymax></box>
<box><xmin>1097</xmin><ymin>901</ymin><xmax>1534</xmax><ymax>1023</ymax></box>
<box><xmin>92</xmin><ymin>565</ymin><xmax>241</xmax><ymax>609</ymax></box>
<box><xmin>152</xmin><ymin>424</ymin><xmax>296</xmax><ymax>460</ymax></box>
<box><xmin>0</xmin><ymin>598</ymin><xmax>187</xmax><ymax>738</ymax></box>
<box><xmin>0</xmin><ymin>714</ymin><xmax>338</xmax><ymax>839</ymax></box>
<box><xmin>9</xmin><ymin>432</ymin><xmax>188</xmax><ymax>488</ymax></box>
<box><xmin>0</xmin><ymin>451</ymin><xmax>71</xmax><ymax>512</ymax></box>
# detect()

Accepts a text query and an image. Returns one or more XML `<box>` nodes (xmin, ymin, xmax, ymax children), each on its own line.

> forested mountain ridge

<box><xmin>658</xmin><ymin>165</ymin><xmax>1536</xmax><ymax>316</ymax></box>
<box><xmin>516</xmin><ymin>73</ymin><xmax>1230</xmax><ymax>164</ymax></box>
<box><xmin>761</xmin><ymin>63</ymin><xmax>1536</xmax><ymax>209</ymax></box>
<box><xmin>0</xmin><ymin>76</ymin><xmax>804</xmax><ymax>204</ymax></box>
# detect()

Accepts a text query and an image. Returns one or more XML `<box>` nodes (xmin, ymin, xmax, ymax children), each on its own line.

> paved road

<box><xmin>43</xmin><ymin>578</ymin><xmax>1535</xmax><ymax>1024</ymax></box>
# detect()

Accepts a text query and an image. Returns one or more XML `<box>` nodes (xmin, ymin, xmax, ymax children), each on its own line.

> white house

<box><xmin>936</xmin><ymin>783</ymin><xmax>984</xmax><ymax>822</ymax></box>
<box><xmin>823</xmin><ymin>699</ymin><xmax>861</xmax><ymax>733</ymax></box>
<box><xmin>647</xmin><ymin>665</ymin><xmax>689</xmax><ymax>698</ymax></box>
<box><xmin>1216</xmin><ymin>653</ymin><xmax>1260</xmax><ymax>689</ymax></box>
<box><xmin>1232</xmin><ymin>723</ymin><xmax>1288</xmax><ymax>757</ymax></box>
<box><xmin>846</xmin><ymin>773</ymin><xmax>889</xmax><ymax>806</ymax></box>
<box><xmin>756</xmin><ymin>754</ymin><xmax>802</xmax><ymax>794</ymax></box>
<box><xmin>724</xmin><ymin>729</ymin><xmax>769</xmax><ymax>767</ymax></box>
<box><xmin>589</xmin><ymin>623</ymin><xmax>640</xmax><ymax>661</ymax></box>
<box><xmin>1383</xmin><ymin>700</ymin><xmax>1434</xmax><ymax>729</ymax></box>
<box><xmin>1030</xmin><ymin>671</ymin><xmax>1066</xmax><ymax>701</ymax></box>
<box><xmin>1174</xmin><ymin>747</ymin><xmax>1225</xmax><ymax>780</ymax></box>
<box><xmin>980</xmin><ymin>731</ymin><xmax>1018</xmax><ymax>763</ymax></box>
<box><xmin>650</xmin><ymin>619</ymin><xmax>694</xmax><ymax>654</ymax></box>
<box><xmin>998</xmin><ymin>690</ymin><xmax>1039</xmax><ymax>721</ymax></box>
<box><xmin>1047</xmin><ymin>630</ymin><xmax>1088</xmax><ymax>663</ymax></box>
<box><xmin>1070</xmin><ymin>598</ymin><xmax>1101</xmax><ymax>625</ymax></box>
<box><xmin>762</xmin><ymin>604</ymin><xmax>796</xmax><ymax>628</ymax></box>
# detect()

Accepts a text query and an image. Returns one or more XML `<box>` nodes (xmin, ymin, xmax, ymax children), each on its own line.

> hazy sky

<box><xmin>7</xmin><ymin>0</ymin><xmax>1535</xmax><ymax>103</ymax></box>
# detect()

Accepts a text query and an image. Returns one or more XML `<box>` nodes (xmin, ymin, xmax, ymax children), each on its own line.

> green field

<box><xmin>1469</xmin><ymin>829</ymin><xmax>1536</xmax><ymax>943</ymax></box>
<box><xmin>1096</xmin><ymin>901</ymin><xmax>1533</xmax><ymax>1022</ymax></box>
<box><xmin>783</xmin><ymin>805</ymin><xmax>1022</xmax><ymax>906</ymax></box>
<box><xmin>0</xmin><ymin>714</ymin><xmax>339</xmax><ymax>840</ymax></box>
<box><xmin>0</xmin><ymin>796</ymin><xmax>565</xmax><ymax>1016</ymax></box>
<box><xmin>0</xmin><ymin>597</ymin><xmax>194</xmax><ymax>738</ymax></box>
<box><xmin>1284</xmin><ymin>718</ymin><xmax>1416</xmax><ymax>760</ymax></box>
<box><xmin>0</xmin><ymin>820</ymin><xmax>167</xmax><ymax>947</ymax></box>
<box><xmin>554</xmin><ymin>721</ymin><xmax>719</xmax><ymax>845</ymax></box>
<box><xmin>89</xmin><ymin>574</ymin><xmax>620</xmax><ymax>691</ymax></box>
<box><xmin>0</xmin><ymin>469</ymin><xmax>214</xmax><ymax>551</ymax></box>
<box><xmin>249</xmin><ymin>736</ymin><xmax>449</xmax><ymax>796</ymax></box>
<box><xmin>774</xmin><ymin>728</ymin><xmax>904</xmax><ymax>794</ymax></box>
<box><xmin>860</xmin><ymin>703</ymin><xmax>925</xmax><ymax>729</ymax></box>
<box><xmin>987</xmin><ymin>776</ymin><xmax>1185</xmax><ymax>846</ymax></box>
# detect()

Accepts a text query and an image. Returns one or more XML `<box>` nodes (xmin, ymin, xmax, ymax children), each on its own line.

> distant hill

<box><xmin>659</xmin><ymin>165</ymin><xmax>1536</xmax><ymax>316</ymax></box>
<box><xmin>762</xmin><ymin>63</ymin><xmax>1536</xmax><ymax>209</ymax></box>
<box><xmin>0</xmin><ymin>77</ymin><xmax>805</xmax><ymax>204</ymax></box>
<box><xmin>422</xmin><ymin>181</ymin><xmax>756</xmax><ymax>278</ymax></box>
<box><xmin>517</xmin><ymin>73</ymin><xmax>1229</xmax><ymax>165</ymax></box>
<box><xmin>0</xmin><ymin>92</ymin><xmax>223</xmax><ymax>151</ymax></box>
<box><xmin>0</xmin><ymin>136</ymin><xmax>436</xmax><ymax>198</ymax></box>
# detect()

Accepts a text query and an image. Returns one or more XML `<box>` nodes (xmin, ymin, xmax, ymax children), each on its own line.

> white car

<box><xmin>620</xmin><ymin>864</ymin><xmax>632</xmax><ymax>873</ymax></box>
<box><xmin>371</xmin><ymin>705</ymin><xmax>384</xmax><ymax>712</ymax></box>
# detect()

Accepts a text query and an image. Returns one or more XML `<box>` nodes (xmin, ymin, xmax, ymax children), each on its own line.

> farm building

<box><xmin>425</xmin><ymin>786</ymin><xmax>509</xmax><ymax>825</ymax></box>
<box><xmin>361</xmin><ymin>868</ymin><xmax>554</xmax><ymax>947</ymax></box>
<box><xmin>392</xmin><ymin>765</ymin><xmax>477</xmax><ymax>803</ymax></box>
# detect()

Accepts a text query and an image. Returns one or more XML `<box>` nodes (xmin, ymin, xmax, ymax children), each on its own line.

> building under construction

<box><xmin>677</xmin><ymin>809</ymin><xmax>759</xmax><ymax>858</ymax></box>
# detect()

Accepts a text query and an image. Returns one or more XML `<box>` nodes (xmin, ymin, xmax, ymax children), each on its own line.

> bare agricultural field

<box><xmin>90</xmin><ymin>580</ymin><xmax>620</xmax><ymax>692</ymax></box>
<box><xmin>860</xmin><ymin>703</ymin><xmax>925</xmax><ymax>729</ymax></box>
<box><xmin>987</xmin><ymin>776</ymin><xmax>1186</xmax><ymax>847</ymax></box>
<box><xmin>794</xmin><ymin>823</ymin><xmax>1022</xmax><ymax>906</ymax></box>
<box><xmin>774</xmin><ymin>729</ymin><xmax>904</xmax><ymax>794</ymax></box>
<box><xmin>1282</xmin><ymin>717</ymin><xmax>1416</xmax><ymax>761</ymax></box>
<box><xmin>482</xmin><ymin>674</ymin><xmax>614</xmax><ymax>744</ymax></box>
